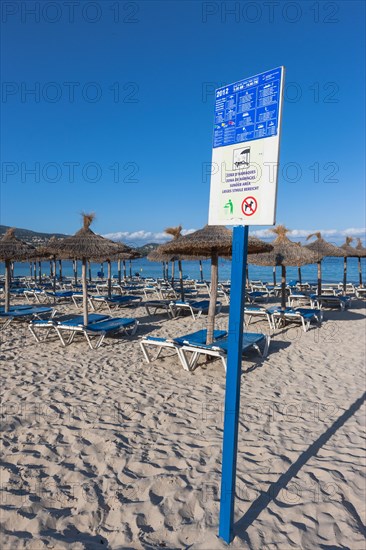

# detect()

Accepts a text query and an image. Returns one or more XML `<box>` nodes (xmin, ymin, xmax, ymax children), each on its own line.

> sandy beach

<box><xmin>1</xmin><ymin>297</ymin><xmax>365</xmax><ymax>550</ymax></box>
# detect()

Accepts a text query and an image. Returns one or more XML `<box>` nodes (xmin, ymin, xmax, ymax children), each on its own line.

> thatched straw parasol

<box><xmin>340</xmin><ymin>237</ymin><xmax>360</xmax><ymax>293</ymax></box>
<box><xmin>355</xmin><ymin>238</ymin><xmax>366</xmax><ymax>287</ymax></box>
<box><xmin>112</xmin><ymin>247</ymin><xmax>141</xmax><ymax>284</ymax></box>
<box><xmin>305</xmin><ymin>232</ymin><xmax>346</xmax><ymax>295</ymax></box>
<box><xmin>249</xmin><ymin>225</ymin><xmax>317</xmax><ymax>310</ymax></box>
<box><xmin>47</xmin><ymin>213</ymin><xmax>125</xmax><ymax>324</ymax></box>
<box><xmin>157</xmin><ymin>224</ymin><xmax>272</xmax><ymax>344</ymax></box>
<box><xmin>152</xmin><ymin>226</ymin><xmax>187</xmax><ymax>300</ymax></box>
<box><xmin>0</xmin><ymin>228</ymin><xmax>36</xmax><ymax>312</ymax></box>
<box><xmin>34</xmin><ymin>236</ymin><xmax>62</xmax><ymax>291</ymax></box>
<box><xmin>96</xmin><ymin>242</ymin><xmax>136</xmax><ymax>297</ymax></box>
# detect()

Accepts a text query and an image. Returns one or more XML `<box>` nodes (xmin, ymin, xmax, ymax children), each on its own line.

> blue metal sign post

<box><xmin>219</xmin><ymin>225</ymin><xmax>249</xmax><ymax>543</ymax></box>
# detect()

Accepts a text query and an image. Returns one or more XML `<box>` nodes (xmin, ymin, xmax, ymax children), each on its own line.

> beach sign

<box><xmin>209</xmin><ymin>68</ymin><xmax>285</xmax><ymax>544</ymax></box>
<box><xmin>208</xmin><ymin>67</ymin><xmax>285</xmax><ymax>226</ymax></box>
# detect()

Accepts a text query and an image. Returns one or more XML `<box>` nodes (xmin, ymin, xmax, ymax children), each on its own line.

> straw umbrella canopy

<box><xmin>110</xmin><ymin>246</ymin><xmax>141</xmax><ymax>285</ymax></box>
<box><xmin>34</xmin><ymin>236</ymin><xmax>63</xmax><ymax>292</ymax></box>
<box><xmin>152</xmin><ymin>226</ymin><xmax>187</xmax><ymax>300</ymax></box>
<box><xmin>147</xmin><ymin>247</ymin><xmax>208</xmax><ymax>291</ymax></box>
<box><xmin>248</xmin><ymin>225</ymin><xmax>317</xmax><ymax>310</ymax></box>
<box><xmin>147</xmin><ymin>248</ymin><xmax>179</xmax><ymax>285</ymax></box>
<box><xmin>157</xmin><ymin>224</ymin><xmax>272</xmax><ymax>344</ymax></box>
<box><xmin>166</xmin><ymin>226</ymin><xmax>186</xmax><ymax>299</ymax></box>
<box><xmin>305</xmin><ymin>232</ymin><xmax>346</xmax><ymax>295</ymax></box>
<box><xmin>47</xmin><ymin>213</ymin><xmax>125</xmax><ymax>324</ymax></box>
<box><xmin>355</xmin><ymin>238</ymin><xmax>366</xmax><ymax>287</ymax></box>
<box><xmin>97</xmin><ymin>242</ymin><xmax>137</xmax><ymax>297</ymax></box>
<box><xmin>0</xmin><ymin>228</ymin><xmax>36</xmax><ymax>312</ymax></box>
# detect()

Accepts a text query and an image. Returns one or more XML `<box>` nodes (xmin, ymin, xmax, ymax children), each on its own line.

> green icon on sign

<box><xmin>224</xmin><ymin>199</ymin><xmax>233</xmax><ymax>215</ymax></box>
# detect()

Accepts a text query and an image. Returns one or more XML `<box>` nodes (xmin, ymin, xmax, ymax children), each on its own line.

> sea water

<box><xmin>3</xmin><ymin>256</ymin><xmax>366</xmax><ymax>285</ymax></box>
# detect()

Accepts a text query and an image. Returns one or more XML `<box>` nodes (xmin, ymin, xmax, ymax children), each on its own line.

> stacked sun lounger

<box><xmin>29</xmin><ymin>313</ymin><xmax>139</xmax><ymax>349</ymax></box>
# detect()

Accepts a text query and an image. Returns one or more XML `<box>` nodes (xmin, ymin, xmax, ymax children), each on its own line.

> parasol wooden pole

<box><xmin>317</xmin><ymin>261</ymin><xmax>322</xmax><ymax>296</ymax></box>
<box><xmin>82</xmin><ymin>258</ymin><xmax>88</xmax><ymax>326</ymax></box>
<box><xmin>49</xmin><ymin>260</ymin><xmax>53</xmax><ymax>278</ymax></box>
<box><xmin>53</xmin><ymin>258</ymin><xmax>56</xmax><ymax>293</ymax></box>
<box><xmin>281</xmin><ymin>265</ymin><xmax>287</xmax><ymax>310</ymax></box>
<box><xmin>199</xmin><ymin>260</ymin><xmax>203</xmax><ymax>281</ymax></box>
<box><xmin>123</xmin><ymin>260</ymin><xmax>127</xmax><ymax>280</ymax></box>
<box><xmin>118</xmin><ymin>259</ymin><xmax>121</xmax><ymax>285</ymax></box>
<box><xmin>343</xmin><ymin>256</ymin><xmax>347</xmax><ymax>295</ymax></box>
<box><xmin>129</xmin><ymin>259</ymin><xmax>132</xmax><ymax>278</ymax></box>
<box><xmin>358</xmin><ymin>257</ymin><xmax>363</xmax><ymax>287</ymax></box>
<box><xmin>4</xmin><ymin>259</ymin><xmax>11</xmax><ymax>313</ymax></box>
<box><xmin>33</xmin><ymin>261</ymin><xmax>37</xmax><ymax>283</ymax></box>
<box><xmin>73</xmin><ymin>260</ymin><xmax>77</xmax><ymax>286</ymax></box>
<box><xmin>59</xmin><ymin>259</ymin><xmax>62</xmax><ymax>281</ymax></box>
<box><xmin>171</xmin><ymin>260</ymin><xmax>175</xmax><ymax>287</ymax></box>
<box><xmin>107</xmin><ymin>260</ymin><xmax>112</xmax><ymax>298</ymax></box>
<box><xmin>273</xmin><ymin>266</ymin><xmax>276</xmax><ymax>286</ymax></box>
<box><xmin>38</xmin><ymin>261</ymin><xmax>42</xmax><ymax>285</ymax></box>
<box><xmin>297</xmin><ymin>266</ymin><xmax>302</xmax><ymax>285</ymax></box>
<box><xmin>30</xmin><ymin>261</ymin><xmax>33</xmax><ymax>278</ymax></box>
<box><xmin>206</xmin><ymin>251</ymin><xmax>218</xmax><ymax>345</ymax></box>
<box><xmin>178</xmin><ymin>259</ymin><xmax>184</xmax><ymax>301</ymax></box>
<box><xmin>88</xmin><ymin>261</ymin><xmax>92</xmax><ymax>282</ymax></box>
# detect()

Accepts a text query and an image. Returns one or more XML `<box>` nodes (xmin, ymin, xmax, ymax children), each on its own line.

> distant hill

<box><xmin>0</xmin><ymin>225</ymin><xmax>160</xmax><ymax>255</ymax></box>
<box><xmin>135</xmin><ymin>243</ymin><xmax>160</xmax><ymax>256</ymax></box>
<box><xmin>0</xmin><ymin>225</ymin><xmax>68</xmax><ymax>245</ymax></box>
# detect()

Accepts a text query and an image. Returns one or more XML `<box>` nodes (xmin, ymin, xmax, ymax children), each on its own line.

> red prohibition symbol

<box><xmin>242</xmin><ymin>196</ymin><xmax>257</xmax><ymax>216</ymax></box>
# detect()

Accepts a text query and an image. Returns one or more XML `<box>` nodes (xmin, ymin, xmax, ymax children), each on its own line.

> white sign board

<box><xmin>208</xmin><ymin>67</ymin><xmax>285</xmax><ymax>226</ymax></box>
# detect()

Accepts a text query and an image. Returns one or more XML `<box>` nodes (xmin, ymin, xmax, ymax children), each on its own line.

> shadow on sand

<box><xmin>234</xmin><ymin>392</ymin><xmax>366</xmax><ymax>544</ymax></box>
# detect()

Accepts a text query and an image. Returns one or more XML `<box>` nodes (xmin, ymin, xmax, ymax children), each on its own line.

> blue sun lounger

<box><xmin>30</xmin><ymin>314</ymin><xmax>138</xmax><ymax>348</ymax></box>
<box><xmin>244</xmin><ymin>306</ymin><xmax>274</xmax><ymax>330</ymax></box>
<box><xmin>29</xmin><ymin>313</ymin><xmax>109</xmax><ymax>343</ymax></box>
<box><xmin>67</xmin><ymin>317</ymin><xmax>139</xmax><ymax>349</ymax></box>
<box><xmin>268</xmin><ymin>306</ymin><xmax>323</xmax><ymax>332</ymax></box>
<box><xmin>45</xmin><ymin>290</ymin><xmax>74</xmax><ymax>303</ymax></box>
<box><xmin>0</xmin><ymin>306</ymin><xmax>55</xmax><ymax>331</ymax></box>
<box><xmin>140</xmin><ymin>329</ymin><xmax>227</xmax><ymax>371</ymax></box>
<box><xmin>310</xmin><ymin>294</ymin><xmax>352</xmax><ymax>311</ymax></box>
<box><xmin>169</xmin><ymin>300</ymin><xmax>222</xmax><ymax>319</ymax></box>
<box><xmin>90</xmin><ymin>294</ymin><xmax>142</xmax><ymax>312</ymax></box>
<box><xmin>179</xmin><ymin>332</ymin><xmax>270</xmax><ymax>371</ymax></box>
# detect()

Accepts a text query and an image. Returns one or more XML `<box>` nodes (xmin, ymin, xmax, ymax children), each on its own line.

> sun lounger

<box><xmin>310</xmin><ymin>294</ymin><xmax>352</xmax><ymax>311</ymax></box>
<box><xmin>140</xmin><ymin>329</ymin><xmax>227</xmax><ymax>371</ymax></box>
<box><xmin>179</xmin><ymin>332</ymin><xmax>270</xmax><ymax>371</ymax></box>
<box><xmin>247</xmin><ymin>291</ymin><xmax>270</xmax><ymax>304</ymax></box>
<box><xmin>29</xmin><ymin>313</ymin><xmax>110</xmax><ymax>342</ymax></box>
<box><xmin>287</xmin><ymin>293</ymin><xmax>312</xmax><ymax>307</ymax></box>
<box><xmin>90</xmin><ymin>294</ymin><xmax>142</xmax><ymax>312</ymax></box>
<box><xmin>0</xmin><ymin>304</ymin><xmax>34</xmax><ymax>313</ymax></box>
<box><xmin>355</xmin><ymin>287</ymin><xmax>366</xmax><ymax>299</ymax></box>
<box><xmin>71</xmin><ymin>292</ymin><xmax>95</xmax><ymax>310</ymax></box>
<box><xmin>144</xmin><ymin>299</ymin><xmax>173</xmax><ymax>317</ymax></box>
<box><xmin>268</xmin><ymin>306</ymin><xmax>323</xmax><ymax>332</ymax></box>
<box><xmin>45</xmin><ymin>290</ymin><xmax>74</xmax><ymax>303</ymax></box>
<box><xmin>169</xmin><ymin>300</ymin><xmax>222</xmax><ymax>319</ymax></box>
<box><xmin>31</xmin><ymin>314</ymin><xmax>138</xmax><ymax>348</ymax></box>
<box><xmin>71</xmin><ymin>317</ymin><xmax>139</xmax><ymax>349</ymax></box>
<box><xmin>23</xmin><ymin>289</ymin><xmax>48</xmax><ymax>303</ymax></box>
<box><xmin>244</xmin><ymin>306</ymin><xmax>274</xmax><ymax>330</ymax></box>
<box><xmin>0</xmin><ymin>306</ymin><xmax>55</xmax><ymax>331</ymax></box>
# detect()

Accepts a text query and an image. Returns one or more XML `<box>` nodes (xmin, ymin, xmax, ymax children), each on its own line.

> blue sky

<box><xmin>1</xmin><ymin>0</ymin><xmax>365</xmax><ymax>245</ymax></box>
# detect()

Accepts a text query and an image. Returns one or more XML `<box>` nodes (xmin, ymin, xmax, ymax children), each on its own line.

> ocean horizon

<box><xmin>3</xmin><ymin>256</ymin><xmax>365</xmax><ymax>285</ymax></box>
